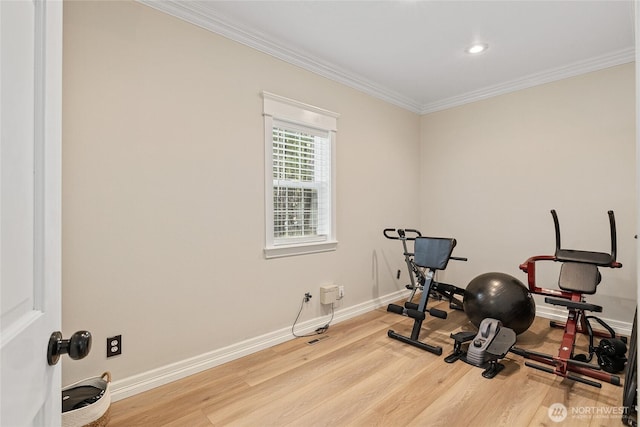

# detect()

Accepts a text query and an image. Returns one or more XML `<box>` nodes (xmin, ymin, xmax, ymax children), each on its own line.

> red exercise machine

<box><xmin>511</xmin><ymin>210</ymin><xmax>626</xmax><ymax>388</ymax></box>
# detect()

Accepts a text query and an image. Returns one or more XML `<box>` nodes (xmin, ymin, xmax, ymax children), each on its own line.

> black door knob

<box><xmin>47</xmin><ymin>330</ymin><xmax>92</xmax><ymax>365</ymax></box>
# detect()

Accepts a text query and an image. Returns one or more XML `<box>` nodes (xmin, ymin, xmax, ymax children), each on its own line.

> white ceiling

<box><xmin>141</xmin><ymin>1</ymin><xmax>635</xmax><ymax>114</ymax></box>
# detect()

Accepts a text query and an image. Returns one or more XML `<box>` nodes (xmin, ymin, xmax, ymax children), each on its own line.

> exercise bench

<box><xmin>387</xmin><ymin>236</ymin><xmax>465</xmax><ymax>355</ymax></box>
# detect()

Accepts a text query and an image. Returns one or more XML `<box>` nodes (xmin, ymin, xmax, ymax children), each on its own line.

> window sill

<box><xmin>264</xmin><ymin>241</ymin><xmax>338</xmax><ymax>259</ymax></box>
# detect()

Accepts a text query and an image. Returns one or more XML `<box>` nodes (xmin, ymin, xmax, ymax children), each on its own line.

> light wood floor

<box><xmin>110</xmin><ymin>301</ymin><xmax>628</xmax><ymax>426</ymax></box>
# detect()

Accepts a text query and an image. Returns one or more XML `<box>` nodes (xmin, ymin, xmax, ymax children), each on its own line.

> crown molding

<box><xmin>138</xmin><ymin>1</ymin><xmax>635</xmax><ymax>116</ymax></box>
<box><xmin>420</xmin><ymin>47</ymin><xmax>636</xmax><ymax>114</ymax></box>
<box><xmin>138</xmin><ymin>0</ymin><xmax>423</xmax><ymax>113</ymax></box>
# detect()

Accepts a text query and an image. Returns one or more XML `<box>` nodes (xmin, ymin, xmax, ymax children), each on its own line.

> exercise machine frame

<box><xmin>383</xmin><ymin>228</ymin><xmax>466</xmax><ymax>308</ymax></box>
<box><xmin>385</xmin><ymin>234</ymin><xmax>467</xmax><ymax>355</ymax></box>
<box><xmin>512</xmin><ymin>210</ymin><xmax>623</xmax><ymax>388</ymax></box>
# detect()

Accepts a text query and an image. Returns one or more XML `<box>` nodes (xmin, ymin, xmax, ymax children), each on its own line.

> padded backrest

<box><xmin>558</xmin><ymin>262</ymin><xmax>600</xmax><ymax>294</ymax></box>
<box><xmin>413</xmin><ymin>237</ymin><xmax>456</xmax><ymax>270</ymax></box>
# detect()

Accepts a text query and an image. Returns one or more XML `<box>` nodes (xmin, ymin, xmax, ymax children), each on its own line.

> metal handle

<box><xmin>47</xmin><ymin>330</ymin><xmax>92</xmax><ymax>365</ymax></box>
<box><xmin>383</xmin><ymin>228</ymin><xmax>422</xmax><ymax>240</ymax></box>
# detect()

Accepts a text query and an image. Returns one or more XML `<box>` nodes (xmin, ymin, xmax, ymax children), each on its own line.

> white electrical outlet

<box><xmin>338</xmin><ymin>285</ymin><xmax>344</xmax><ymax>299</ymax></box>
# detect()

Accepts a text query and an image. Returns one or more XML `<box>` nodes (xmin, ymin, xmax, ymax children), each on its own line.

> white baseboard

<box><xmin>111</xmin><ymin>290</ymin><xmax>633</xmax><ymax>402</ymax></box>
<box><xmin>110</xmin><ymin>289</ymin><xmax>409</xmax><ymax>402</ymax></box>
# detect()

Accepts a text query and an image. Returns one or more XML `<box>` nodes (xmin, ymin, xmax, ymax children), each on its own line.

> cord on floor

<box><xmin>291</xmin><ymin>296</ymin><xmax>335</xmax><ymax>338</ymax></box>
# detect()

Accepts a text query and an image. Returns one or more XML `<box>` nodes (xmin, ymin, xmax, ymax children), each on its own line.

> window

<box><xmin>263</xmin><ymin>92</ymin><xmax>338</xmax><ymax>258</ymax></box>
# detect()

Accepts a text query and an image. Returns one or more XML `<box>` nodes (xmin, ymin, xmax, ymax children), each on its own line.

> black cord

<box><xmin>292</xmin><ymin>297</ymin><xmax>335</xmax><ymax>338</ymax></box>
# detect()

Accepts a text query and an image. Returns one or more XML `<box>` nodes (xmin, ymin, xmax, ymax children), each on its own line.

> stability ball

<box><xmin>463</xmin><ymin>272</ymin><xmax>536</xmax><ymax>335</ymax></box>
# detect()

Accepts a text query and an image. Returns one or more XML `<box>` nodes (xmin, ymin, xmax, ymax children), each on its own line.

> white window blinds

<box><xmin>272</xmin><ymin>121</ymin><xmax>331</xmax><ymax>244</ymax></box>
<box><xmin>263</xmin><ymin>91</ymin><xmax>339</xmax><ymax>258</ymax></box>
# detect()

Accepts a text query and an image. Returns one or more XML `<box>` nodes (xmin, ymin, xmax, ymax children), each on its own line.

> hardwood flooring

<box><xmin>109</xmin><ymin>301</ymin><xmax>628</xmax><ymax>426</ymax></box>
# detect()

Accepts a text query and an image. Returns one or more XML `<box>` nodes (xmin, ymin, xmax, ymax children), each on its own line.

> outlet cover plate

<box><xmin>107</xmin><ymin>335</ymin><xmax>122</xmax><ymax>357</ymax></box>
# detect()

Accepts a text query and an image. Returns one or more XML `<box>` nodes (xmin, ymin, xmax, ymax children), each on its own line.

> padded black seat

<box><xmin>556</xmin><ymin>249</ymin><xmax>614</xmax><ymax>266</ymax></box>
<box><xmin>549</xmin><ymin>261</ymin><xmax>602</xmax><ymax>311</ymax></box>
<box><xmin>558</xmin><ymin>262</ymin><xmax>600</xmax><ymax>294</ymax></box>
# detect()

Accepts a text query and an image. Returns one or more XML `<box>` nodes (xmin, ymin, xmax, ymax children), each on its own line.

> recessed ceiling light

<box><xmin>466</xmin><ymin>43</ymin><xmax>488</xmax><ymax>54</ymax></box>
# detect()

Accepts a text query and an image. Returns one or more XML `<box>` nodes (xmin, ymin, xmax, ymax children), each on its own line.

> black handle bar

<box><xmin>383</xmin><ymin>228</ymin><xmax>422</xmax><ymax>240</ymax></box>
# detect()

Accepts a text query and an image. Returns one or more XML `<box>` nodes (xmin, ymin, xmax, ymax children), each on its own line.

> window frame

<box><xmin>263</xmin><ymin>91</ymin><xmax>339</xmax><ymax>259</ymax></box>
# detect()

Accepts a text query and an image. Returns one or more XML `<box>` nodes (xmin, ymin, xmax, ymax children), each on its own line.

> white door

<box><xmin>1</xmin><ymin>0</ymin><xmax>63</xmax><ymax>426</ymax></box>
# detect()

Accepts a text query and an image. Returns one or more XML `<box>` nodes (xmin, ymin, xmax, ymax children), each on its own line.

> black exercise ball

<box><xmin>463</xmin><ymin>272</ymin><xmax>536</xmax><ymax>335</ymax></box>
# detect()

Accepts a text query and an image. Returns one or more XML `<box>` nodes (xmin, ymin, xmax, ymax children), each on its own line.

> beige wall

<box><xmin>419</xmin><ymin>63</ymin><xmax>636</xmax><ymax>323</ymax></box>
<box><xmin>63</xmin><ymin>0</ymin><xmax>636</xmax><ymax>392</ymax></box>
<box><xmin>62</xmin><ymin>1</ymin><xmax>420</xmax><ymax>385</ymax></box>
